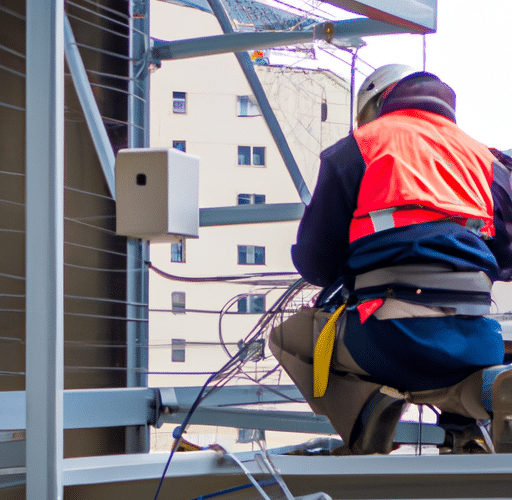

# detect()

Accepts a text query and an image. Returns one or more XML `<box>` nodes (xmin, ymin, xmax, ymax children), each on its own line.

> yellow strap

<box><xmin>313</xmin><ymin>304</ymin><xmax>346</xmax><ymax>398</ymax></box>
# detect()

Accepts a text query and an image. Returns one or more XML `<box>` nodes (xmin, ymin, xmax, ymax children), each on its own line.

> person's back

<box><xmin>271</xmin><ymin>65</ymin><xmax>512</xmax><ymax>454</ymax></box>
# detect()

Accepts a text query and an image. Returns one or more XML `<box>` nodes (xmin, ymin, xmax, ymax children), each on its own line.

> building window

<box><xmin>173</xmin><ymin>140</ymin><xmax>186</xmax><ymax>152</ymax></box>
<box><xmin>238</xmin><ymin>245</ymin><xmax>265</xmax><ymax>265</ymax></box>
<box><xmin>171</xmin><ymin>239</ymin><xmax>185</xmax><ymax>263</ymax></box>
<box><xmin>237</xmin><ymin>95</ymin><xmax>260</xmax><ymax>117</ymax></box>
<box><xmin>321</xmin><ymin>99</ymin><xmax>328</xmax><ymax>122</ymax></box>
<box><xmin>171</xmin><ymin>338</ymin><xmax>186</xmax><ymax>362</ymax></box>
<box><xmin>237</xmin><ymin>193</ymin><xmax>265</xmax><ymax>205</ymax></box>
<box><xmin>171</xmin><ymin>292</ymin><xmax>186</xmax><ymax>314</ymax></box>
<box><xmin>238</xmin><ymin>146</ymin><xmax>265</xmax><ymax>167</ymax></box>
<box><xmin>173</xmin><ymin>91</ymin><xmax>186</xmax><ymax>114</ymax></box>
<box><xmin>237</xmin><ymin>294</ymin><xmax>266</xmax><ymax>314</ymax></box>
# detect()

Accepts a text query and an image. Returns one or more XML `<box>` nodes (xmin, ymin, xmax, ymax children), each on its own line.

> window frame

<box><xmin>237</xmin><ymin>146</ymin><xmax>266</xmax><ymax>167</ymax></box>
<box><xmin>237</xmin><ymin>95</ymin><xmax>261</xmax><ymax>117</ymax></box>
<box><xmin>171</xmin><ymin>291</ymin><xmax>186</xmax><ymax>314</ymax></box>
<box><xmin>237</xmin><ymin>193</ymin><xmax>266</xmax><ymax>205</ymax></box>
<box><xmin>237</xmin><ymin>294</ymin><xmax>266</xmax><ymax>314</ymax></box>
<box><xmin>171</xmin><ymin>338</ymin><xmax>186</xmax><ymax>362</ymax></box>
<box><xmin>238</xmin><ymin>245</ymin><xmax>265</xmax><ymax>265</ymax></box>
<box><xmin>172</xmin><ymin>91</ymin><xmax>187</xmax><ymax>114</ymax></box>
<box><xmin>171</xmin><ymin>239</ymin><xmax>185</xmax><ymax>263</ymax></box>
<box><xmin>172</xmin><ymin>140</ymin><xmax>186</xmax><ymax>152</ymax></box>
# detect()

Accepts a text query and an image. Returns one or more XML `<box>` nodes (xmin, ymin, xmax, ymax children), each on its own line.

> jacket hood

<box><xmin>378</xmin><ymin>72</ymin><xmax>457</xmax><ymax>123</ymax></box>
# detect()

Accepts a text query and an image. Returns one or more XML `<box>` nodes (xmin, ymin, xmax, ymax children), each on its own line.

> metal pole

<box><xmin>25</xmin><ymin>0</ymin><xmax>65</xmax><ymax>497</ymax></box>
<box><xmin>125</xmin><ymin>0</ymin><xmax>150</xmax><ymax>454</ymax></box>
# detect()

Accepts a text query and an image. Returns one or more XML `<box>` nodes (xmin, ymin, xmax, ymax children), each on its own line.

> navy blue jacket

<box><xmin>290</xmin><ymin>73</ymin><xmax>512</xmax><ymax>390</ymax></box>
<box><xmin>292</xmin><ymin>73</ymin><xmax>512</xmax><ymax>289</ymax></box>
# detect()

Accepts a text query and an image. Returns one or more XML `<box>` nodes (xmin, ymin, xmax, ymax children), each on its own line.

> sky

<box><xmin>353</xmin><ymin>0</ymin><xmax>512</xmax><ymax>151</ymax></box>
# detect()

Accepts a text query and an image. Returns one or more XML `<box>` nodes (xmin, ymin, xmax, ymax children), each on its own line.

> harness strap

<box><xmin>313</xmin><ymin>304</ymin><xmax>346</xmax><ymax>398</ymax></box>
<box><xmin>353</xmin><ymin>265</ymin><xmax>492</xmax><ymax>316</ymax></box>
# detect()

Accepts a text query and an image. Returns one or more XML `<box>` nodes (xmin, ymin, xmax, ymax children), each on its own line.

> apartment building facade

<box><xmin>148</xmin><ymin>0</ymin><xmax>351</xmax><ymax>450</ymax></box>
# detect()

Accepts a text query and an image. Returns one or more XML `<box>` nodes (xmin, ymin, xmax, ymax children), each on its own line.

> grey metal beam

<box><xmin>26</xmin><ymin>0</ymin><xmax>65</xmax><ymax>498</ymax></box>
<box><xmin>206</xmin><ymin>0</ymin><xmax>311</xmax><ymax>205</ymax></box>
<box><xmin>1</xmin><ymin>389</ymin><xmax>159</xmax><ymax>431</ymax></box>
<box><xmin>320</xmin><ymin>0</ymin><xmax>437</xmax><ymax>33</ymax></box>
<box><xmin>158</xmin><ymin>406</ymin><xmax>445</xmax><ymax>444</ymax></box>
<box><xmin>0</xmin><ymin>385</ymin><xmax>443</xmax><ymax>446</ymax></box>
<box><xmin>5</xmin><ymin>449</ymin><xmax>512</xmax><ymax>498</ymax></box>
<box><xmin>199</xmin><ymin>203</ymin><xmax>305</xmax><ymax>226</ymax></box>
<box><xmin>58</xmin><ymin>450</ymin><xmax>512</xmax><ymax>499</ymax></box>
<box><xmin>152</xmin><ymin>26</ymin><xmax>328</xmax><ymax>61</ymax></box>
<box><xmin>64</xmin><ymin>15</ymin><xmax>116</xmax><ymax>199</ymax></box>
<box><xmin>151</xmin><ymin>17</ymin><xmax>421</xmax><ymax>63</ymax></box>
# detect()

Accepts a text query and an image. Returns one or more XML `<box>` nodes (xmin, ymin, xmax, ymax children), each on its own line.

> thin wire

<box><xmin>0</xmin><ymin>64</ymin><xmax>25</xmax><ymax>79</ymax></box>
<box><xmin>66</xmin><ymin>12</ymin><xmax>131</xmax><ymax>39</ymax></box>
<box><xmin>75</xmin><ymin>0</ymin><xmax>131</xmax><ymax>21</ymax></box>
<box><xmin>64</xmin><ymin>217</ymin><xmax>117</xmax><ymax>236</ymax></box>
<box><xmin>66</xmin><ymin>294</ymin><xmax>147</xmax><ymax>307</ymax></box>
<box><xmin>0</xmin><ymin>4</ymin><xmax>25</xmax><ymax>20</ymax></box>
<box><xmin>66</xmin><ymin>1</ymin><xmax>131</xmax><ymax>30</ymax></box>
<box><xmin>71</xmin><ymin>41</ymin><xmax>132</xmax><ymax>62</ymax></box>
<box><xmin>148</xmin><ymin>261</ymin><xmax>298</xmax><ymax>283</ymax></box>
<box><xmin>65</xmin><ymin>241</ymin><xmax>127</xmax><ymax>258</ymax></box>
<box><xmin>0</xmin><ymin>170</ymin><xmax>24</xmax><ymax>177</ymax></box>
<box><xmin>150</xmin><ymin>307</ymin><xmax>245</xmax><ymax>315</ymax></box>
<box><xmin>0</xmin><ymin>272</ymin><xmax>25</xmax><ymax>281</ymax></box>
<box><xmin>64</xmin><ymin>311</ymin><xmax>148</xmax><ymax>321</ymax></box>
<box><xmin>0</xmin><ymin>101</ymin><xmax>25</xmax><ymax>113</ymax></box>
<box><xmin>64</xmin><ymin>262</ymin><xmax>142</xmax><ymax>273</ymax></box>
<box><xmin>152</xmin><ymin>351</ymin><xmax>247</xmax><ymax>500</ymax></box>
<box><xmin>65</xmin><ymin>185</ymin><xmax>114</xmax><ymax>201</ymax></box>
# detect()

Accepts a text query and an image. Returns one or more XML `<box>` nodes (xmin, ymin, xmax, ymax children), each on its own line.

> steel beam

<box><xmin>59</xmin><ymin>450</ymin><xmax>512</xmax><ymax>499</ymax></box>
<box><xmin>320</xmin><ymin>0</ymin><xmax>437</xmax><ymax>33</ymax></box>
<box><xmin>206</xmin><ymin>0</ymin><xmax>311</xmax><ymax>205</ymax></box>
<box><xmin>151</xmin><ymin>18</ymin><xmax>416</xmax><ymax>62</ymax></box>
<box><xmin>26</xmin><ymin>0</ymin><xmax>65</xmax><ymax>498</ymax></box>
<box><xmin>0</xmin><ymin>385</ymin><xmax>443</xmax><ymax>447</ymax></box>
<box><xmin>2</xmin><ymin>451</ymin><xmax>512</xmax><ymax>499</ymax></box>
<box><xmin>64</xmin><ymin>15</ymin><xmax>116</xmax><ymax>198</ymax></box>
<box><xmin>199</xmin><ymin>203</ymin><xmax>305</xmax><ymax>226</ymax></box>
<box><xmin>126</xmin><ymin>0</ymin><xmax>151</xmax><ymax>454</ymax></box>
<box><xmin>0</xmin><ymin>389</ymin><xmax>160</xmax><ymax>431</ymax></box>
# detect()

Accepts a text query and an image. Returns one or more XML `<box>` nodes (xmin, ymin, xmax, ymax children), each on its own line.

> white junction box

<box><xmin>115</xmin><ymin>148</ymin><xmax>199</xmax><ymax>242</ymax></box>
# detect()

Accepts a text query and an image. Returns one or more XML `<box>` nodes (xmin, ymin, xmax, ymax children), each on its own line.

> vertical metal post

<box><xmin>125</xmin><ymin>0</ymin><xmax>151</xmax><ymax>453</ymax></box>
<box><xmin>349</xmin><ymin>49</ymin><xmax>357</xmax><ymax>132</ymax></box>
<box><xmin>25</xmin><ymin>0</ymin><xmax>64</xmax><ymax>498</ymax></box>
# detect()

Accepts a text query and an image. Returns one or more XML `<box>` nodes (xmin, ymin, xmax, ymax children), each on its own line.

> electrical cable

<box><xmin>148</xmin><ymin>261</ymin><xmax>298</xmax><ymax>283</ymax></box>
<box><xmin>152</xmin><ymin>345</ymin><xmax>251</xmax><ymax>500</ymax></box>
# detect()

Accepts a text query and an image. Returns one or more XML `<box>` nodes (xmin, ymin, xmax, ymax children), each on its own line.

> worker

<box><xmin>270</xmin><ymin>64</ymin><xmax>512</xmax><ymax>454</ymax></box>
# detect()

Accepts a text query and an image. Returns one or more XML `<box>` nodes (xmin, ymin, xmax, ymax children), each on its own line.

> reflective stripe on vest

<box><xmin>349</xmin><ymin>206</ymin><xmax>488</xmax><ymax>243</ymax></box>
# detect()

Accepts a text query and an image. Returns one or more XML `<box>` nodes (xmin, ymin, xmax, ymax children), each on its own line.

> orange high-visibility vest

<box><xmin>349</xmin><ymin>109</ymin><xmax>495</xmax><ymax>243</ymax></box>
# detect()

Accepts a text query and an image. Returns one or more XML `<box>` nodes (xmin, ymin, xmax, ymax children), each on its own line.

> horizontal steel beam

<box><xmin>3</xmin><ymin>450</ymin><xmax>512</xmax><ymax>498</ymax></box>
<box><xmin>1</xmin><ymin>388</ymin><xmax>159</xmax><ymax>431</ymax></box>
<box><xmin>159</xmin><ymin>406</ymin><xmax>444</xmax><ymax>444</ymax></box>
<box><xmin>151</xmin><ymin>17</ymin><xmax>422</xmax><ymax>63</ymax></box>
<box><xmin>199</xmin><ymin>203</ymin><xmax>305</xmax><ymax>226</ymax></box>
<box><xmin>1</xmin><ymin>385</ymin><xmax>444</xmax><ymax>445</ymax></box>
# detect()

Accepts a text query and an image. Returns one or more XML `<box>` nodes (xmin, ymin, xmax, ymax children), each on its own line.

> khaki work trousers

<box><xmin>268</xmin><ymin>307</ymin><xmax>491</xmax><ymax>447</ymax></box>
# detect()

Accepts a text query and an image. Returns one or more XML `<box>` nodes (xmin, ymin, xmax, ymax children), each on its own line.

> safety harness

<box><xmin>313</xmin><ymin>265</ymin><xmax>493</xmax><ymax>397</ymax></box>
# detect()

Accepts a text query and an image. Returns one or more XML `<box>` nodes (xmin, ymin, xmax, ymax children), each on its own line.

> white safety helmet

<box><xmin>356</xmin><ymin>64</ymin><xmax>418</xmax><ymax>127</ymax></box>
